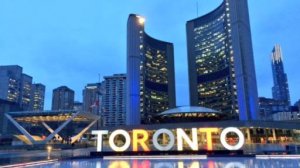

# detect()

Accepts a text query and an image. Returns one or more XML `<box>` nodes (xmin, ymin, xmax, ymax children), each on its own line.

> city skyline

<box><xmin>1</xmin><ymin>0</ymin><xmax>300</xmax><ymax>110</ymax></box>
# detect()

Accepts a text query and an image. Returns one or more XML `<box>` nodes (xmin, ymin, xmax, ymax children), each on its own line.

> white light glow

<box><xmin>109</xmin><ymin>129</ymin><xmax>131</xmax><ymax>152</ymax></box>
<box><xmin>103</xmin><ymin>155</ymin><xmax>207</xmax><ymax>160</ymax></box>
<box><xmin>152</xmin><ymin>128</ymin><xmax>175</xmax><ymax>151</ymax></box>
<box><xmin>220</xmin><ymin>127</ymin><xmax>245</xmax><ymax>150</ymax></box>
<box><xmin>177</xmin><ymin>128</ymin><xmax>198</xmax><ymax>151</ymax></box>
<box><xmin>92</xmin><ymin>130</ymin><xmax>108</xmax><ymax>152</ymax></box>
<box><xmin>137</xmin><ymin>16</ymin><xmax>145</xmax><ymax>25</ymax></box>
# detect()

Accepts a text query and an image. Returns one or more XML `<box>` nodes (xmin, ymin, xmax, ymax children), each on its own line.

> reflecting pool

<box><xmin>25</xmin><ymin>156</ymin><xmax>300</xmax><ymax>168</ymax></box>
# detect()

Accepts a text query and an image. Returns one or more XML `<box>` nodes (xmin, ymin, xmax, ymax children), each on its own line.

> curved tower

<box><xmin>186</xmin><ymin>0</ymin><xmax>259</xmax><ymax>120</ymax></box>
<box><xmin>127</xmin><ymin>14</ymin><xmax>176</xmax><ymax>125</ymax></box>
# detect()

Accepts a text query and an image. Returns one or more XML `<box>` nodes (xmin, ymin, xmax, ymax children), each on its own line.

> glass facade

<box><xmin>187</xmin><ymin>0</ymin><xmax>259</xmax><ymax>120</ymax></box>
<box><xmin>51</xmin><ymin>86</ymin><xmax>74</xmax><ymax>110</ymax></box>
<box><xmin>20</xmin><ymin>74</ymin><xmax>32</xmax><ymax>110</ymax></box>
<box><xmin>30</xmin><ymin>84</ymin><xmax>45</xmax><ymax>111</ymax></box>
<box><xmin>188</xmin><ymin>2</ymin><xmax>237</xmax><ymax>118</ymax></box>
<box><xmin>140</xmin><ymin>35</ymin><xmax>173</xmax><ymax>123</ymax></box>
<box><xmin>271</xmin><ymin>45</ymin><xmax>291</xmax><ymax>106</ymax></box>
<box><xmin>127</xmin><ymin>14</ymin><xmax>176</xmax><ymax>125</ymax></box>
<box><xmin>0</xmin><ymin>66</ymin><xmax>38</xmax><ymax>111</ymax></box>
<box><xmin>7</xmin><ymin>77</ymin><xmax>19</xmax><ymax>102</ymax></box>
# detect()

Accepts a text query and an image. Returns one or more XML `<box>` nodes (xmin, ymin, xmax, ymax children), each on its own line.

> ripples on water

<box><xmin>28</xmin><ymin>157</ymin><xmax>300</xmax><ymax>168</ymax></box>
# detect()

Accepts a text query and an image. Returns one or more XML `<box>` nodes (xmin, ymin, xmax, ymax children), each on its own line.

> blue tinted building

<box><xmin>186</xmin><ymin>0</ymin><xmax>259</xmax><ymax>120</ymax></box>
<box><xmin>271</xmin><ymin>44</ymin><xmax>290</xmax><ymax>106</ymax></box>
<box><xmin>127</xmin><ymin>14</ymin><xmax>176</xmax><ymax>125</ymax></box>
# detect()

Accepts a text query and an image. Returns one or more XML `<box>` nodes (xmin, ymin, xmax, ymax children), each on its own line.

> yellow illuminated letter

<box><xmin>199</xmin><ymin>128</ymin><xmax>218</xmax><ymax>151</ymax></box>
<box><xmin>132</xmin><ymin>129</ymin><xmax>150</xmax><ymax>152</ymax></box>
<box><xmin>108</xmin><ymin>161</ymin><xmax>130</xmax><ymax>168</ymax></box>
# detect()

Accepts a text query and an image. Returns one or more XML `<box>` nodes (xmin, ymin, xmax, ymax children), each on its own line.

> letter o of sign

<box><xmin>220</xmin><ymin>127</ymin><xmax>245</xmax><ymax>150</ymax></box>
<box><xmin>109</xmin><ymin>129</ymin><xmax>131</xmax><ymax>152</ymax></box>
<box><xmin>224</xmin><ymin>162</ymin><xmax>246</xmax><ymax>168</ymax></box>
<box><xmin>152</xmin><ymin>128</ymin><xmax>175</xmax><ymax>151</ymax></box>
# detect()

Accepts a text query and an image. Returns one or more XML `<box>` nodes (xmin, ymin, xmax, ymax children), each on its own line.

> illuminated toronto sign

<box><xmin>92</xmin><ymin>127</ymin><xmax>245</xmax><ymax>152</ymax></box>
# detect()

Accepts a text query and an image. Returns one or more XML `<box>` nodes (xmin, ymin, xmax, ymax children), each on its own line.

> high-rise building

<box><xmin>258</xmin><ymin>97</ymin><xmax>289</xmax><ymax>121</ymax></box>
<box><xmin>186</xmin><ymin>0</ymin><xmax>259</xmax><ymax>120</ymax></box>
<box><xmin>102</xmin><ymin>74</ymin><xmax>126</xmax><ymax>127</ymax></box>
<box><xmin>271</xmin><ymin>44</ymin><xmax>290</xmax><ymax>106</ymax></box>
<box><xmin>74</xmin><ymin>101</ymin><xmax>83</xmax><ymax>111</ymax></box>
<box><xmin>30</xmin><ymin>83</ymin><xmax>45</xmax><ymax>111</ymax></box>
<box><xmin>51</xmin><ymin>86</ymin><xmax>74</xmax><ymax>110</ymax></box>
<box><xmin>82</xmin><ymin>83</ymin><xmax>102</xmax><ymax>114</ymax></box>
<box><xmin>127</xmin><ymin>14</ymin><xmax>176</xmax><ymax>125</ymax></box>
<box><xmin>0</xmin><ymin>65</ymin><xmax>22</xmax><ymax>104</ymax></box>
<box><xmin>0</xmin><ymin>65</ymin><xmax>34</xmax><ymax>111</ymax></box>
<box><xmin>20</xmin><ymin>74</ymin><xmax>33</xmax><ymax>110</ymax></box>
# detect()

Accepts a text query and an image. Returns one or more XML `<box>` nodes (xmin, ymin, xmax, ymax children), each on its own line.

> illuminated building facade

<box><xmin>30</xmin><ymin>83</ymin><xmax>45</xmax><ymax>111</ymax></box>
<box><xmin>51</xmin><ymin>86</ymin><xmax>74</xmax><ymax>110</ymax></box>
<box><xmin>271</xmin><ymin>44</ymin><xmax>291</xmax><ymax>106</ymax></box>
<box><xmin>0</xmin><ymin>65</ymin><xmax>34</xmax><ymax>111</ymax></box>
<box><xmin>102</xmin><ymin>74</ymin><xmax>126</xmax><ymax>127</ymax></box>
<box><xmin>20</xmin><ymin>74</ymin><xmax>33</xmax><ymax>110</ymax></box>
<box><xmin>155</xmin><ymin>106</ymin><xmax>226</xmax><ymax>123</ymax></box>
<box><xmin>127</xmin><ymin>14</ymin><xmax>176</xmax><ymax>125</ymax></box>
<box><xmin>186</xmin><ymin>0</ymin><xmax>259</xmax><ymax>120</ymax></box>
<box><xmin>0</xmin><ymin>65</ymin><xmax>23</xmax><ymax>104</ymax></box>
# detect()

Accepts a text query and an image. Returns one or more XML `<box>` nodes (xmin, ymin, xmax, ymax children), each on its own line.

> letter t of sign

<box><xmin>92</xmin><ymin>130</ymin><xmax>108</xmax><ymax>152</ymax></box>
<box><xmin>199</xmin><ymin>128</ymin><xmax>218</xmax><ymax>151</ymax></box>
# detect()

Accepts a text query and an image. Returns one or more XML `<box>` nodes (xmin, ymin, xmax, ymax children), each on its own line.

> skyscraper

<box><xmin>30</xmin><ymin>83</ymin><xmax>45</xmax><ymax>111</ymax></box>
<box><xmin>102</xmin><ymin>74</ymin><xmax>126</xmax><ymax>127</ymax></box>
<box><xmin>74</xmin><ymin>101</ymin><xmax>83</xmax><ymax>111</ymax></box>
<box><xmin>83</xmin><ymin>83</ymin><xmax>102</xmax><ymax>114</ymax></box>
<box><xmin>20</xmin><ymin>74</ymin><xmax>33</xmax><ymax>110</ymax></box>
<box><xmin>186</xmin><ymin>0</ymin><xmax>259</xmax><ymax>120</ymax></box>
<box><xmin>51</xmin><ymin>86</ymin><xmax>74</xmax><ymax>110</ymax></box>
<box><xmin>0</xmin><ymin>65</ymin><xmax>22</xmax><ymax>104</ymax></box>
<box><xmin>0</xmin><ymin>65</ymin><xmax>33</xmax><ymax>111</ymax></box>
<box><xmin>271</xmin><ymin>44</ymin><xmax>290</xmax><ymax>106</ymax></box>
<box><xmin>127</xmin><ymin>14</ymin><xmax>176</xmax><ymax>125</ymax></box>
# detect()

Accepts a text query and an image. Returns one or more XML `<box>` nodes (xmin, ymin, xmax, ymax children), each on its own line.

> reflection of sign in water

<box><xmin>92</xmin><ymin>127</ymin><xmax>245</xmax><ymax>152</ymax></box>
<box><xmin>97</xmin><ymin>160</ymin><xmax>246</xmax><ymax>168</ymax></box>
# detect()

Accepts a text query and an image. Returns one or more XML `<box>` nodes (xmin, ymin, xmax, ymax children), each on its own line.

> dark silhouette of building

<box><xmin>0</xmin><ymin>99</ymin><xmax>22</xmax><ymax>134</ymax></box>
<box><xmin>0</xmin><ymin>65</ymin><xmax>35</xmax><ymax>111</ymax></box>
<box><xmin>74</xmin><ymin>101</ymin><xmax>83</xmax><ymax>111</ymax></box>
<box><xmin>51</xmin><ymin>86</ymin><xmax>74</xmax><ymax>110</ymax></box>
<box><xmin>186</xmin><ymin>0</ymin><xmax>259</xmax><ymax>120</ymax></box>
<box><xmin>271</xmin><ymin>44</ymin><xmax>290</xmax><ymax>106</ymax></box>
<box><xmin>259</xmin><ymin>97</ymin><xmax>300</xmax><ymax>121</ymax></box>
<box><xmin>127</xmin><ymin>14</ymin><xmax>176</xmax><ymax>125</ymax></box>
<box><xmin>83</xmin><ymin>83</ymin><xmax>102</xmax><ymax>114</ymax></box>
<box><xmin>30</xmin><ymin>83</ymin><xmax>45</xmax><ymax>111</ymax></box>
<box><xmin>258</xmin><ymin>97</ymin><xmax>289</xmax><ymax>120</ymax></box>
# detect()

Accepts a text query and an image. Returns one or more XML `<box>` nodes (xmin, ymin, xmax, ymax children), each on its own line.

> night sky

<box><xmin>1</xmin><ymin>0</ymin><xmax>300</xmax><ymax>110</ymax></box>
